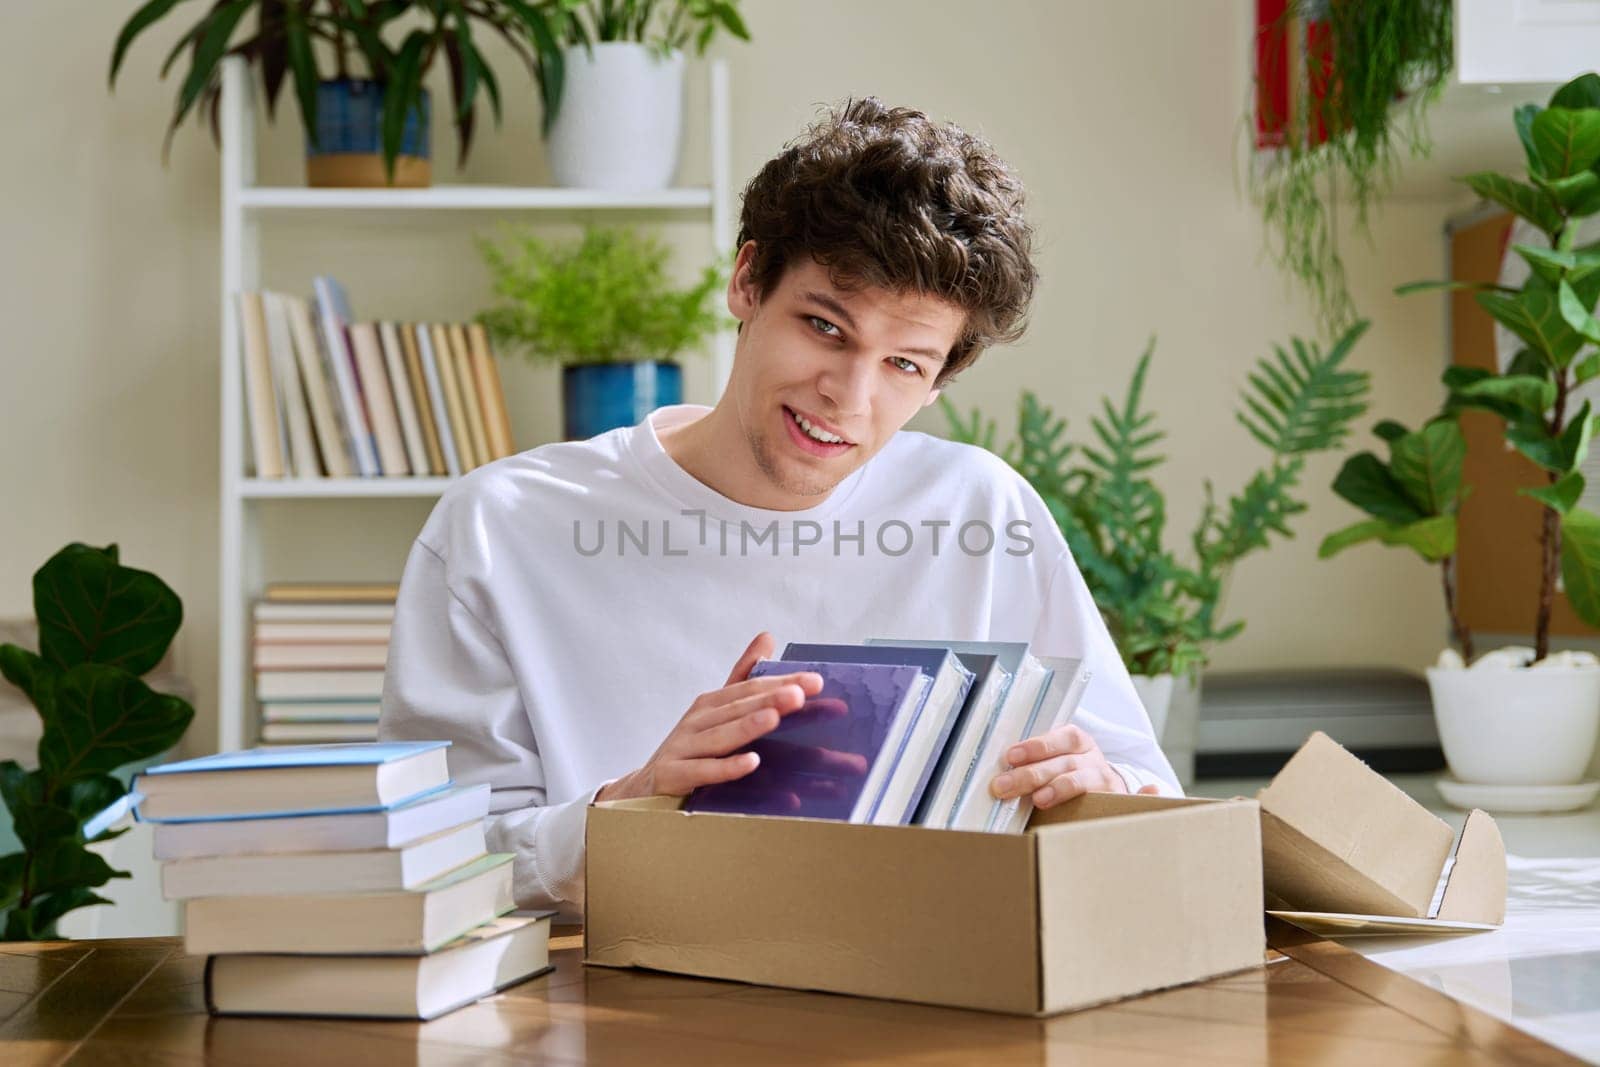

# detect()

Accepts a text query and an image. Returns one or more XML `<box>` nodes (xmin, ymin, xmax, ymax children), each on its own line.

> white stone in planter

<box><xmin>546</xmin><ymin>43</ymin><xmax>685</xmax><ymax>192</ymax></box>
<box><xmin>1427</xmin><ymin>646</ymin><xmax>1600</xmax><ymax>787</ymax></box>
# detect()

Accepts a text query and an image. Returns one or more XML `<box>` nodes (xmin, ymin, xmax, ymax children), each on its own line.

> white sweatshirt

<box><xmin>380</xmin><ymin>404</ymin><xmax>1179</xmax><ymax>918</ymax></box>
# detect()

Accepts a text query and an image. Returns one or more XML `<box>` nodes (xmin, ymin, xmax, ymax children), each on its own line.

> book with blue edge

<box><xmin>132</xmin><ymin>741</ymin><xmax>450</xmax><ymax>822</ymax></box>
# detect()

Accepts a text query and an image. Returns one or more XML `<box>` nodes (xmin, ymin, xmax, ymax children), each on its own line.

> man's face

<box><xmin>725</xmin><ymin>246</ymin><xmax>965</xmax><ymax>504</ymax></box>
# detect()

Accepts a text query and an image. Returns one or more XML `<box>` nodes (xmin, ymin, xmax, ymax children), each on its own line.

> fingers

<box><xmin>991</xmin><ymin>754</ymin><xmax>1077</xmax><ymax>799</ymax></box>
<box><xmin>1138</xmin><ymin>784</ymin><xmax>1161</xmax><ymax>795</ymax></box>
<box><xmin>660</xmin><ymin>752</ymin><xmax>762</xmax><ymax>794</ymax></box>
<box><xmin>1032</xmin><ymin>768</ymin><xmax>1100</xmax><ymax>809</ymax></box>
<box><xmin>1004</xmin><ymin>724</ymin><xmax>1094</xmax><ymax>768</ymax></box>
<box><xmin>691</xmin><ymin>679</ymin><xmax>817</xmax><ymax>730</ymax></box>
<box><xmin>723</xmin><ymin>631</ymin><xmax>777</xmax><ymax>687</ymax></box>
<box><xmin>687</xmin><ymin>705</ymin><xmax>781</xmax><ymax>758</ymax></box>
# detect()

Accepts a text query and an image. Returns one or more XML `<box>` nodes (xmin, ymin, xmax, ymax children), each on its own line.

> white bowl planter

<box><xmin>546</xmin><ymin>43</ymin><xmax>686</xmax><ymax>192</ymax></box>
<box><xmin>1427</xmin><ymin>649</ymin><xmax>1600</xmax><ymax>786</ymax></box>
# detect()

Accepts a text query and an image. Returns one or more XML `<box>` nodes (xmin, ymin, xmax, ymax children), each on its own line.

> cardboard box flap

<box><xmin>1257</xmin><ymin>732</ymin><xmax>1453</xmax><ymax>917</ymax></box>
<box><xmin>1434</xmin><ymin>809</ymin><xmax>1507</xmax><ymax>925</ymax></box>
<box><xmin>1266</xmin><ymin>910</ymin><xmax>1500</xmax><ymax>936</ymax></box>
<box><xmin>1028</xmin><ymin>791</ymin><xmax>1211</xmax><ymax>828</ymax></box>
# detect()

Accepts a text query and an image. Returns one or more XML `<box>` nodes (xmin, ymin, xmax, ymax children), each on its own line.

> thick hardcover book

<box><xmin>780</xmin><ymin>643</ymin><xmax>973</xmax><ymax>824</ymax></box>
<box><xmin>685</xmin><ymin>660</ymin><xmax>930</xmax><ymax>822</ymax></box>
<box><xmin>204</xmin><ymin>913</ymin><xmax>555</xmax><ymax>1020</ymax></box>
<box><xmin>988</xmin><ymin>655</ymin><xmax>1092</xmax><ymax>833</ymax></box>
<box><xmin>132</xmin><ymin>741</ymin><xmax>450</xmax><ymax>822</ymax></box>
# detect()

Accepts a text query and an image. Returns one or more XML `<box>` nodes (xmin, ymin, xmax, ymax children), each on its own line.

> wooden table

<box><xmin>0</xmin><ymin>923</ymin><xmax>1579</xmax><ymax>1066</ymax></box>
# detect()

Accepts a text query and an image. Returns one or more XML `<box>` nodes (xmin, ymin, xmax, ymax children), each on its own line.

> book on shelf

<box><xmin>469</xmin><ymin>323</ymin><xmax>516</xmax><ymax>458</ymax></box>
<box><xmin>131</xmin><ymin>741</ymin><xmax>449</xmax><ymax>822</ymax></box>
<box><xmin>236</xmin><ymin>291</ymin><xmax>285</xmax><ymax>479</ymax></box>
<box><xmin>254</xmin><ymin>601</ymin><xmax>395</xmax><ymax>622</ymax></box>
<box><xmin>262</xmin><ymin>292</ymin><xmax>320</xmax><ymax>478</ymax></box>
<box><xmin>431</xmin><ymin>322</ymin><xmax>478</xmax><ymax>470</ymax></box>
<box><xmin>416</xmin><ymin>323</ymin><xmax>464</xmax><ymax>476</ymax></box>
<box><xmin>204</xmin><ymin>913</ymin><xmax>553</xmax><ymax>1020</ymax></box>
<box><xmin>283</xmin><ymin>292</ymin><xmax>354</xmax><ymax>478</ymax></box>
<box><xmin>347</xmin><ymin>322</ymin><xmax>412</xmax><ymax>476</ymax></box>
<box><xmin>259</xmin><ymin>700</ymin><xmax>382</xmax><ymax>722</ymax></box>
<box><xmin>255</xmin><ymin>620</ymin><xmax>391</xmax><ymax>643</ymax></box>
<box><xmin>448</xmin><ymin>323</ymin><xmax>494</xmax><ymax>467</ymax></box>
<box><xmin>685</xmin><ymin>659</ymin><xmax>931</xmax><ymax>823</ymax></box>
<box><xmin>780</xmin><ymin>642</ymin><xmax>974</xmax><ymax>825</ymax></box>
<box><xmin>183</xmin><ymin>851</ymin><xmax>516</xmax><ymax>956</ymax></box>
<box><xmin>260</xmin><ymin>720</ymin><xmax>382</xmax><ymax>744</ymax></box>
<box><xmin>256</xmin><ymin>669</ymin><xmax>386</xmax><ymax>702</ymax></box>
<box><xmin>398</xmin><ymin>323</ymin><xmax>448</xmax><ymax>475</ymax></box>
<box><xmin>262</xmin><ymin>582</ymin><xmax>399</xmax><ymax>603</ymax></box>
<box><xmin>254</xmin><ymin>643</ymin><xmax>390</xmax><ymax>670</ymax></box>
<box><xmin>380</xmin><ymin>321</ymin><xmax>432</xmax><ymax>475</ymax></box>
<box><xmin>152</xmin><ymin>783</ymin><xmax>491</xmax><ymax>860</ymax></box>
<box><xmin>312</xmin><ymin>276</ymin><xmax>381</xmax><ymax>477</ymax></box>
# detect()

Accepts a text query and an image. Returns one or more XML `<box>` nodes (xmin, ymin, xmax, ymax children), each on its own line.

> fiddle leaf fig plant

<box><xmin>945</xmin><ymin>322</ymin><xmax>1371</xmax><ymax>678</ymax></box>
<box><xmin>1394</xmin><ymin>72</ymin><xmax>1600</xmax><ymax>662</ymax></box>
<box><xmin>0</xmin><ymin>544</ymin><xmax>194</xmax><ymax>941</ymax></box>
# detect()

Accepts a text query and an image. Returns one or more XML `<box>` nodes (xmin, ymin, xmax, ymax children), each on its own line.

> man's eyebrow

<box><xmin>799</xmin><ymin>289</ymin><xmax>949</xmax><ymax>362</ymax></box>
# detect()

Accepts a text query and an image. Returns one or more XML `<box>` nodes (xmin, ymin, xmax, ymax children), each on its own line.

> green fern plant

<box><xmin>944</xmin><ymin>322</ymin><xmax>1371</xmax><ymax>678</ymax></box>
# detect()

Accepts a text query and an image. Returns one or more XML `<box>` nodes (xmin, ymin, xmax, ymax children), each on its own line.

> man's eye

<box><xmin>888</xmin><ymin>355</ymin><xmax>924</xmax><ymax>377</ymax></box>
<box><xmin>807</xmin><ymin>315</ymin><xmax>841</xmax><ymax>337</ymax></box>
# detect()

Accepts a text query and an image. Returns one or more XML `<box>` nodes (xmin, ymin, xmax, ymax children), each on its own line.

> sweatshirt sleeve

<box><xmin>1030</xmin><ymin>548</ymin><xmax>1183</xmax><ymax>796</ymax></box>
<box><xmin>379</xmin><ymin>537</ymin><xmax>595</xmax><ymax>916</ymax></box>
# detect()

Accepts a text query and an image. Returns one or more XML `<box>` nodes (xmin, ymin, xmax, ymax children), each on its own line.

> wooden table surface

<box><xmin>0</xmin><ymin>922</ymin><xmax>1579</xmax><ymax>1066</ymax></box>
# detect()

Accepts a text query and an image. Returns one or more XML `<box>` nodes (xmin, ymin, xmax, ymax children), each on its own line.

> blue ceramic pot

<box><xmin>563</xmin><ymin>362</ymin><xmax>682</xmax><ymax>440</ymax></box>
<box><xmin>306</xmin><ymin>79</ymin><xmax>431</xmax><ymax>187</ymax></box>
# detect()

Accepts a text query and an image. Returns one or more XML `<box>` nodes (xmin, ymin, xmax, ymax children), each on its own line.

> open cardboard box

<box><xmin>1256</xmin><ymin>731</ymin><xmax>1507</xmax><ymax>937</ymax></box>
<box><xmin>585</xmin><ymin>790</ymin><xmax>1265</xmax><ymax>1016</ymax></box>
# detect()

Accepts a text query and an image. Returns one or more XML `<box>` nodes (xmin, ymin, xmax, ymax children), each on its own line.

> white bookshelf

<box><xmin>217</xmin><ymin>56</ymin><xmax>734</xmax><ymax>751</ymax></box>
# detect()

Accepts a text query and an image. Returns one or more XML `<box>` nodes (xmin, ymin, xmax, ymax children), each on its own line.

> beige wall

<box><xmin>0</xmin><ymin>1</ymin><xmax>1470</xmax><ymax>752</ymax></box>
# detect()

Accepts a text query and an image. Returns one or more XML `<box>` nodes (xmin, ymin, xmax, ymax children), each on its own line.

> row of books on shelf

<box><xmin>237</xmin><ymin>276</ymin><xmax>516</xmax><ymax>481</ymax></box>
<box><xmin>254</xmin><ymin>583</ymin><xmax>398</xmax><ymax>745</ymax></box>
<box><xmin>686</xmin><ymin>639</ymin><xmax>1090</xmax><ymax>832</ymax></box>
<box><xmin>132</xmin><ymin>742</ymin><xmax>552</xmax><ymax>1020</ymax></box>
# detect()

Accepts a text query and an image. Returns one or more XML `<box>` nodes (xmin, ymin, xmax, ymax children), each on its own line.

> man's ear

<box><xmin>727</xmin><ymin>240</ymin><xmax>760</xmax><ymax>324</ymax></box>
<box><xmin>922</xmin><ymin>385</ymin><xmax>944</xmax><ymax>408</ymax></box>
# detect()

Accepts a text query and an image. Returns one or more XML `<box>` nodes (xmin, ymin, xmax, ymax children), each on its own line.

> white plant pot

<box><xmin>1427</xmin><ymin>663</ymin><xmax>1600</xmax><ymax>785</ymax></box>
<box><xmin>1129</xmin><ymin>672</ymin><xmax>1201</xmax><ymax>790</ymax></box>
<box><xmin>546</xmin><ymin>43</ymin><xmax>685</xmax><ymax>192</ymax></box>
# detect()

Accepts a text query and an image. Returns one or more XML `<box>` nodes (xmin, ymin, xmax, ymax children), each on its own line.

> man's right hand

<box><xmin>595</xmin><ymin>632</ymin><xmax>822</xmax><ymax>802</ymax></box>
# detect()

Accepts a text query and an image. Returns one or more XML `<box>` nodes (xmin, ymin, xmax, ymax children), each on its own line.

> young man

<box><xmin>380</xmin><ymin>98</ymin><xmax>1177</xmax><ymax>918</ymax></box>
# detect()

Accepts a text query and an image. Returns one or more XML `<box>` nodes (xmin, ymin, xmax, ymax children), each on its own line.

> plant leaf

<box><xmin>37</xmin><ymin>663</ymin><xmax>193</xmax><ymax>782</ymax></box>
<box><xmin>1561</xmin><ymin>507</ymin><xmax>1600</xmax><ymax>627</ymax></box>
<box><xmin>1378</xmin><ymin>515</ymin><xmax>1457</xmax><ymax>562</ymax></box>
<box><xmin>1453</xmin><ymin>374</ymin><xmax>1557</xmax><ymax>415</ymax></box>
<box><xmin>33</xmin><ymin>543</ymin><xmax>182</xmax><ymax>676</ymax></box>
<box><xmin>1390</xmin><ymin>419</ymin><xmax>1466</xmax><ymax>514</ymax></box>
<box><xmin>109</xmin><ymin>0</ymin><xmax>190</xmax><ymax>86</ymax></box>
<box><xmin>1531</xmin><ymin>106</ymin><xmax>1600</xmax><ymax>179</ymax></box>
<box><xmin>1559</xmin><ymin>277</ymin><xmax>1600</xmax><ymax>343</ymax></box>
<box><xmin>1522</xmin><ymin>470</ymin><xmax>1586</xmax><ymax>514</ymax></box>
<box><xmin>1515</xmin><ymin>103</ymin><xmax>1545</xmax><ymax>178</ymax></box>
<box><xmin>1477</xmin><ymin>287</ymin><xmax>1586</xmax><ymax>367</ymax></box>
<box><xmin>1318</xmin><ymin>518</ymin><xmax>1392</xmax><ymax>559</ymax></box>
<box><xmin>1331</xmin><ymin>452</ymin><xmax>1425</xmax><ymax>524</ymax></box>
<box><xmin>1234</xmin><ymin>321</ymin><xmax>1370</xmax><ymax>457</ymax></box>
<box><xmin>0</xmin><ymin>646</ymin><xmax>55</xmax><ymax>720</ymax></box>
<box><xmin>1459</xmin><ymin>172</ymin><xmax>1562</xmax><ymax>235</ymax></box>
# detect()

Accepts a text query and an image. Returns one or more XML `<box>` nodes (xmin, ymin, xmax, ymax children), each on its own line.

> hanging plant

<box><xmin>1250</xmin><ymin>0</ymin><xmax>1454</xmax><ymax>331</ymax></box>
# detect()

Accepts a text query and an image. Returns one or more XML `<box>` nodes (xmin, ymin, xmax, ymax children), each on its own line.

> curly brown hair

<box><xmin>736</xmin><ymin>97</ymin><xmax>1038</xmax><ymax>385</ymax></box>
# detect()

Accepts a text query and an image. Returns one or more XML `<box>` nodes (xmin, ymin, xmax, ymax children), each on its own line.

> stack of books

<box><xmin>255</xmin><ymin>582</ymin><xmax>397</xmax><ymax>745</ymax></box>
<box><xmin>686</xmin><ymin>639</ymin><xmax>1091</xmax><ymax>833</ymax></box>
<box><xmin>133</xmin><ymin>741</ymin><xmax>553</xmax><ymax>1020</ymax></box>
<box><xmin>236</xmin><ymin>276</ymin><xmax>516</xmax><ymax>480</ymax></box>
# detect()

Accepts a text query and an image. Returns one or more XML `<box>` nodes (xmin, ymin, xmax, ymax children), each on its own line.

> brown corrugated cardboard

<box><xmin>584</xmin><ymin>791</ymin><xmax>1264</xmax><ymax>1016</ymax></box>
<box><xmin>1258</xmin><ymin>732</ymin><xmax>1507</xmax><ymax>936</ymax></box>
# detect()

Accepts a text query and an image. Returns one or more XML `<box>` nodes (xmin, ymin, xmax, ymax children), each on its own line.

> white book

<box><xmin>313</xmin><ymin>276</ymin><xmax>380</xmax><ymax>477</ymax></box>
<box><xmin>920</xmin><ymin>662</ymin><xmax>1012</xmax><ymax>829</ymax></box>
<box><xmin>256</xmin><ymin>621</ymin><xmax>392</xmax><ymax>643</ymax></box>
<box><xmin>260</xmin><ymin>699</ymin><xmax>382</xmax><ymax>721</ymax></box>
<box><xmin>236</xmin><ymin>292</ymin><xmax>284</xmax><ymax>479</ymax></box>
<box><xmin>380</xmin><ymin>321</ymin><xmax>430</xmax><ymax>476</ymax></box>
<box><xmin>989</xmin><ymin>656</ymin><xmax>1092</xmax><ymax>834</ymax></box>
<box><xmin>205</xmin><ymin>913</ymin><xmax>552</xmax><ymax>1020</ymax></box>
<box><xmin>263</xmin><ymin>293</ymin><xmax>321</xmax><ymax>478</ymax></box>
<box><xmin>254</xmin><ymin>602</ymin><xmax>396</xmax><ymax>623</ymax></box>
<box><xmin>154</xmin><ymin>783</ymin><xmax>490</xmax><ymax>860</ymax></box>
<box><xmin>162</xmin><ymin>819</ymin><xmax>485</xmax><ymax>899</ymax></box>
<box><xmin>184</xmin><ymin>853</ymin><xmax>514</xmax><ymax>956</ymax></box>
<box><xmin>254</xmin><ymin>644</ymin><xmax>390</xmax><ymax>670</ymax></box>
<box><xmin>416</xmin><ymin>323</ymin><xmax>463</xmax><ymax>476</ymax></box>
<box><xmin>256</xmin><ymin>669</ymin><xmax>386</xmax><ymax>701</ymax></box>
<box><xmin>261</xmin><ymin>720</ymin><xmax>381</xmax><ymax>743</ymax></box>
<box><xmin>948</xmin><ymin>653</ymin><xmax>1056</xmax><ymax>832</ymax></box>
<box><xmin>284</xmin><ymin>293</ymin><xmax>354</xmax><ymax>478</ymax></box>
<box><xmin>348</xmin><ymin>322</ymin><xmax>411</xmax><ymax>476</ymax></box>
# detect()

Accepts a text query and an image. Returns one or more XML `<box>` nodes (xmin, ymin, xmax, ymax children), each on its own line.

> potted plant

<box><xmin>110</xmin><ymin>0</ymin><xmax>564</xmax><ymax>187</ymax></box>
<box><xmin>944</xmin><ymin>324</ymin><xmax>1370</xmax><ymax>785</ymax></box>
<box><xmin>478</xmin><ymin>224</ymin><xmax>725</xmax><ymax>439</ymax></box>
<box><xmin>536</xmin><ymin>0</ymin><xmax>752</xmax><ymax>191</ymax></box>
<box><xmin>0</xmin><ymin>544</ymin><xmax>194</xmax><ymax>940</ymax></box>
<box><xmin>1249</xmin><ymin>0</ymin><xmax>1453</xmax><ymax>331</ymax></box>
<box><xmin>1345</xmin><ymin>72</ymin><xmax>1600</xmax><ymax>809</ymax></box>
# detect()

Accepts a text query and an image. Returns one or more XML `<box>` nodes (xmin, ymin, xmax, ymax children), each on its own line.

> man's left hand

<box><xmin>989</xmin><ymin>724</ymin><xmax>1161</xmax><ymax>808</ymax></box>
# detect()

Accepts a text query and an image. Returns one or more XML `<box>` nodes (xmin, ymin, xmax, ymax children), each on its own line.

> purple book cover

<box><xmin>684</xmin><ymin>660</ymin><xmax>927</xmax><ymax>822</ymax></box>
